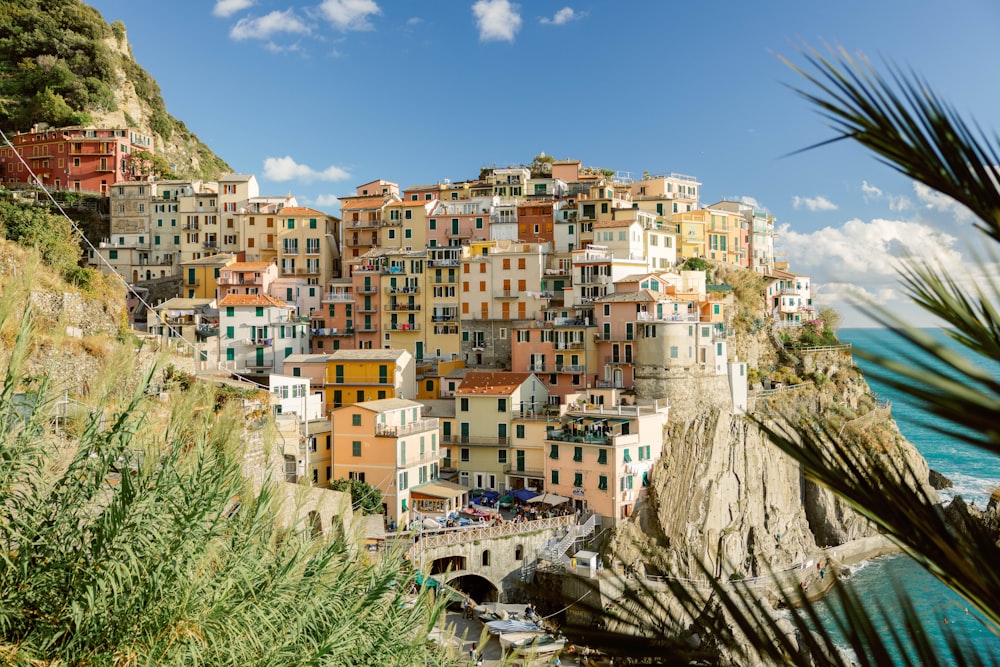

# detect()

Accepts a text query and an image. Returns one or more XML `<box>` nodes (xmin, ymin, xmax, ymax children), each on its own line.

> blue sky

<box><xmin>86</xmin><ymin>0</ymin><xmax>1000</xmax><ymax>327</ymax></box>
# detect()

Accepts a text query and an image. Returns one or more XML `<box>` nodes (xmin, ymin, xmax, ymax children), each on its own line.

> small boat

<box><xmin>485</xmin><ymin>619</ymin><xmax>543</xmax><ymax>636</ymax></box>
<box><xmin>500</xmin><ymin>632</ymin><xmax>566</xmax><ymax>655</ymax></box>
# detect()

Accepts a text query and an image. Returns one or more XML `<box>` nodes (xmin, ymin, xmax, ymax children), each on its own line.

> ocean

<box><xmin>814</xmin><ymin>328</ymin><xmax>1000</xmax><ymax>664</ymax></box>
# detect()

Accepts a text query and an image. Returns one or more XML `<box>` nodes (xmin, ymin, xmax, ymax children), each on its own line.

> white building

<box><xmin>219</xmin><ymin>294</ymin><xmax>308</xmax><ymax>374</ymax></box>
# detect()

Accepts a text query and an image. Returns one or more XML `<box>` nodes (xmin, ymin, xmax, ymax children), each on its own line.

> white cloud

<box><xmin>540</xmin><ymin>7</ymin><xmax>582</xmax><ymax>25</ymax></box>
<box><xmin>472</xmin><ymin>0</ymin><xmax>521</xmax><ymax>42</ymax></box>
<box><xmin>913</xmin><ymin>181</ymin><xmax>975</xmax><ymax>222</ymax></box>
<box><xmin>777</xmin><ymin>214</ymin><xmax>981</xmax><ymax>327</ymax></box>
<box><xmin>792</xmin><ymin>195</ymin><xmax>838</xmax><ymax>212</ymax></box>
<box><xmin>313</xmin><ymin>194</ymin><xmax>341</xmax><ymax>208</ymax></box>
<box><xmin>406</xmin><ymin>17</ymin><xmax>423</xmax><ymax>26</ymax></box>
<box><xmin>318</xmin><ymin>0</ymin><xmax>381</xmax><ymax>31</ymax></box>
<box><xmin>213</xmin><ymin>0</ymin><xmax>254</xmax><ymax>18</ymax></box>
<box><xmin>230</xmin><ymin>10</ymin><xmax>310</xmax><ymax>40</ymax></box>
<box><xmin>264</xmin><ymin>41</ymin><xmax>302</xmax><ymax>54</ymax></box>
<box><xmin>739</xmin><ymin>196</ymin><xmax>767</xmax><ymax>211</ymax></box>
<box><xmin>861</xmin><ymin>179</ymin><xmax>911</xmax><ymax>211</ymax></box>
<box><xmin>263</xmin><ymin>156</ymin><xmax>351</xmax><ymax>182</ymax></box>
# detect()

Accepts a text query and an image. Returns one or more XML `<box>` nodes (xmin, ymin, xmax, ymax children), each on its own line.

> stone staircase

<box><xmin>538</xmin><ymin>513</ymin><xmax>598</xmax><ymax>564</ymax></box>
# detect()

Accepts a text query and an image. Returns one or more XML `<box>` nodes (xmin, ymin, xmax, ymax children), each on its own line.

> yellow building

<box><xmin>324</xmin><ymin>348</ymin><xmax>416</xmax><ymax>410</ymax></box>
<box><xmin>672</xmin><ymin>210</ymin><xmax>708</xmax><ymax>261</ymax></box>
<box><xmin>450</xmin><ymin>372</ymin><xmax>549</xmax><ymax>492</ymax></box>
<box><xmin>180</xmin><ymin>253</ymin><xmax>238</xmax><ymax>299</ymax></box>
<box><xmin>275</xmin><ymin>206</ymin><xmax>341</xmax><ymax>287</ymax></box>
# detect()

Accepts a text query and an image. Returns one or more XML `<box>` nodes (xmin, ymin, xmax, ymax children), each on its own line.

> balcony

<box><xmin>554</xmin><ymin>341</ymin><xmax>585</xmax><ymax>350</ymax></box>
<box><xmin>247</xmin><ymin>338</ymin><xmax>273</xmax><ymax>347</ymax></box>
<box><xmin>442</xmin><ymin>434</ymin><xmax>510</xmax><ymax>447</ymax></box>
<box><xmin>305</xmin><ymin>245</ymin><xmax>321</xmax><ymax>255</ymax></box>
<box><xmin>427</xmin><ymin>258</ymin><xmax>460</xmax><ymax>267</ymax></box>
<box><xmin>312</xmin><ymin>328</ymin><xmax>354</xmax><ymax>336</ymax></box>
<box><xmin>503</xmin><ymin>465</ymin><xmax>545</xmax><ymax>478</ymax></box>
<box><xmin>353</xmin><ymin>264</ymin><xmax>383</xmax><ymax>274</ymax></box>
<box><xmin>358</xmin><ymin>304</ymin><xmax>378</xmax><ymax>313</ymax></box>
<box><xmin>555</xmin><ymin>364</ymin><xmax>586</xmax><ymax>373</ymax></box>
<box><xmin>388</xmin><ymin>322</ymin><xmax>420</xmax><ymax>332</ymax></box>
<box><xmin>385</xmin><ymin>302</ymin><xmax>421</xmax><ymax>311</ymax></box>
<box><xmin>375</xmin><ymin>418</ymin><xmax>439</xmax><ymax>438</ymax></box>
<box><xmin>296</xmin><ymin>267</ymin><xmax>320</xmax><ymax>275</ymax></box>
<box><xmin>357</xmin><ymin>324</ymin><xmax>378</xmax><ymax>333</ymax></box>
<box><xmin>244</xmin><ymin>363</ymin><xmax>274</xmax><ymax>373</ymax></box>
<box><xmin>595</xmin><ymin>380</ymin><xmax>627</xmax><ymax>389</ymax></box>
<box><xmin>283</xmin><ymin>247</ymin><xmax>299</xmax><ymax>255</ymax></box>
<box><xmin>431</xmin><ymin>313</ymin><xmax>458</xmax><ymax>322</ymax></box>
<box><xmin>528</xmin><ymin>363</ymin><xmax>546</xmax><ymax>372</ymax></box>
<box><xmin>495</xmin><ymin>290</ymin><xmax>518</xmax><ymax>299</ymax></box>
<box><xmin>322</xmin><ymin>292</ymin><xmax>354</xmax><ymax>303</ymax></box>
<box><xmin>357</xmin><ymin>285</ymin><xmax>378</xmax><ymax>294</ymax></box>
<box><xmin>203</xmin><ymin>242</ymin><xmax>218</xmax><ymax>249</ymax></box>
<box><xmin>388</xmin><ymin>285</ymin><xmax>420</xmax><ymax>295</ymax></box>
<box><xmin>349</xmin><ymin>219</ymin><xmax>379</xmax><ymax>229</ymax></box>
<box><xmin>183</xmin><ymin>223</ymin><xmax>199</xmax><ymax>231</ymax></box>
<box><xmin>604</xmin><ymin>356</ymin><xmax>633</xmax><ymax>365</ymax></box>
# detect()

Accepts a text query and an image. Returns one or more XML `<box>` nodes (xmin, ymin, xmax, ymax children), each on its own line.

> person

<box><xmin>553</xmin><ymin>657</ymin><xmax>560</xmax><ymax>667</ymax></box>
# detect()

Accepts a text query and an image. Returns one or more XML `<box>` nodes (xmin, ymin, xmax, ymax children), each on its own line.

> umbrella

<box><xmin>527</xmin><ymin>493</ymin><xmax>570</xmax><ymax>505</ymax></box>
<box><xmin>511</xmin><ymin>488</ymin><xmax>537</xmax><ymax>502</ymax></box>
<box><xmin>498</xmin><ymin>495</ymin><xmax>514</xmax><ymax>505</ymax></box>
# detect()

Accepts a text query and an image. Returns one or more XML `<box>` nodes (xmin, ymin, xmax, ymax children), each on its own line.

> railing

<box><xmin>357</xmin><ymin>325</ymin><xmax>378</xmax><ymax>333</ymax></box>
<box><xmin>388</xmin><ymin>286</ymin><xmax>420</xmax><ymax>294</ymax></box>
<box><xmin>406</xmin><ymin>515</ymin><xmax>576</xmax><ymax>551</ymax></box>
<box><xmin>282</xmin><ymin>247</ymin><xmax>299</xmax><ymax>255</ymax></box>
<box><xmin>358</xmin><ymin>305</ymin><xmax>378</xmax><ymax>313</ymax></box>
<box><xmin>554</xmin><ymin>341</ymin><xmax>585</xmax><ymax>350</ymax></box>
<box><xmin>528</xmin><ymin>363</ymin><xmax>546</xmax><ymax>372</ymax></box>
<box><xmin>385</xmin><ymin>303</ymin><xmax>421</xmax><ymax>311</ymax></box>
<box><xmin>375</xmin><ymin>417</ymin><xmax>440</xmax><ymax>438</ymax></box>
<box><xmin>312</xmin><ymin>328</ymin><xmax>354</xmax><ymax>336</ymax></box>
<box><xmin>636</xmin><ymin>312</ymin><xmax>699</xmax><ymax>322</ymax></box>
<box><xmin>322</xmin><ymin>292</ymin><xmax>354</xmax><ymax>302</ymax></box>
<box><xmin>247</xmin><ymin>338</ymin><xmax>273</xmax><ymax>347</ymax></box>
<box><xmin>357</xmin><ymin>286</ymin><xmax>378</xmax><ymax>294</ymax></box>
<box><xmin>427</xmin><ymin>258</ymin><xmax>460</xmax><ymax>267</ymax></box>
<box><xmin>503</xmin><ymin>465</ymin><xmax>545</xmax><ymax>477</ymax></box>
<box><xmin>388</xmin><ymin>322</ymin><xmax>420</xmax><ymax>331</ymax></box>
<box><xmin>604</xmin><ymin>356</ymin><xmax>633</xmax><ymax>365</ymax></box>
<box><xmin>555</xmin><ymin>364</ymin><xmax>586</xmax><ymax>373</ymax></box>
<box><xmin>431</xmin><ymin>314</ymin><xmax>458</xmax><ymax>322</ymax></box>
<box><xmin>495</xmin><ymin>290</ymin><xmax>518</xmax><ymax>298</ymax></box>
<box><xmin>595</xmin><ymin>380</ymin><xmax>627</xmax><ymax>389</ymax></box>
<box><xmin>442</xmin><ymin>434</ymin><xmax>510</xmax><ymax>447</ymax></box>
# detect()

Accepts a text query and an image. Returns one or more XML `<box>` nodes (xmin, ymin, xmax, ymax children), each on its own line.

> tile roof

<box><xmin>223</xmin><ymin>262</ymin><xmax>273</xmax><ymax>271</ymax></box>
<box><xmin>217</xmin><ymin>294</ymin><xmax>289</xmax><ymax>308</ymax></box>
<box><xmin>592</xmin><ymin>219</ymin><xmax>635</xmax><ymax>229</ymax></box>
<box><xmin>330</xmin><ymin>348</ymin><xmax>409</xmax><ymax>362</ymax></box>
<box><xmin>277</xmin><ymin>206</ymin><xmax>330</xmax><ymax>217</ymax></box>
<box><xmin>456</xmin><ymin>372</ymin><xmax>534</xmax><ymax>396</ymax></box>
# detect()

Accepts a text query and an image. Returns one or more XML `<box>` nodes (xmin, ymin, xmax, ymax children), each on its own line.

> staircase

<box><xmin>539</xmin><ymin>514</ymin><xmax>598</xmax><ymax>563</ymax></box>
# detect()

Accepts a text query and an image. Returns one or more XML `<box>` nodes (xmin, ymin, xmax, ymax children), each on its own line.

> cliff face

<box><xmin>609</xmin><ymin>323</ymin><xmax>936</xmax><ymax>580</ymax></box>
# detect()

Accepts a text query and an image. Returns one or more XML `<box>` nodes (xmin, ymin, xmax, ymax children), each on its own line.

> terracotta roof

<box><xmin>217</xmin><ymin>294</ymin><xmax>289</xmax><ymax>308</ymax></box>
<box><xmin>593</xmin><ymin>219</ymin><xmax>635</xmax><ymax>229</ymax></box>
<box><xmin>456</xmin><ymin>372</ymin><xmax>534</xmax><ymax>396</ymax></box>
<box><xmin>277</xmin><ymin>206</ymin><xmax>330</xmax><ymax>217</ymax></box>
<box><xmin>223</xmin><ymin>262</ymin><xmax>273</xmax><ymax>271</ymax></box>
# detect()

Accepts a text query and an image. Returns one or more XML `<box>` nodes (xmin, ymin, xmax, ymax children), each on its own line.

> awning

<box><xmin>511</xmin><ymin>488</ymin><xmax>537</xmax><ymax>502</ymax></box>
<box><xmin>528</xmin><ymin>493</ymin><xmax>570</xmax><ymax>505</ymax></box>
<box><xmin>410</xmin><ymin>480</ymin><xmax>468</xmax><ymax>500</ymax></box>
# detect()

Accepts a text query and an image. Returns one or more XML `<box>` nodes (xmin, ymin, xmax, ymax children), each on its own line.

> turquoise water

<box><xmin>814</xmin><ymin>328</ymin><xmax>1000</xmax><ymax>665</ymax></box>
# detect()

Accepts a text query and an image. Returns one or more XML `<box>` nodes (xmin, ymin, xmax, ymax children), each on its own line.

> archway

<box><xmin>446</xmin><ymin>573</ymin><xmax>499</xmax><ymax>605</ymax></box>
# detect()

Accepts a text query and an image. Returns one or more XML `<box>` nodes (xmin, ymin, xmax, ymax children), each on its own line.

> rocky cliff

<box><xmin>609</xmin><ymin>319</ymin><xmax>936</xmax><ymax>583</ymax></box>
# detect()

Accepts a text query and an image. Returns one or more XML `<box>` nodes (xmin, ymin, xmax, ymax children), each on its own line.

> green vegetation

<box><xmin>330</xmin><ymin>477</ymin><xmax>385</xmax><ymax>515</ymax></box>
<box><xmin>0</xmin><ymin>0</ymin><xmax>230</xmax><ymax>180</ymax></box>
<box><xmin>0</xmin><ymin>303</ymin><xmax>453</xmax><ymax>666</ymax></box>
<box><xmin>0</xmin><ymin>198</ymin><xmax>100</xmax><ymax>288</ymax></box>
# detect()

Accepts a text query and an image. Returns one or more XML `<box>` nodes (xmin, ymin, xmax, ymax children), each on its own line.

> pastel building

<box><xmin>218</xmin><ymin>293</ymin><xmax>307</xmax><ymax>374</ymax></box>
<box><xmin>331</xmin><ymin>398</ymin><xmax>445</xmax><ymax>528</ymax></box>
<box><xmin>323</xmin><ymin>348</ymin><xmax>416</xmax><ymax>410</ymax></box>
<box><xmin>449</xmin><ymin>372</ymin><xmax>549</xmax><ymax>492</ymax></box>
<box><xmin>268</xmin><ymin>374</ymin><xmax>329</xmax><ymax>486</ymax></box>
<box><xmin>766</xmin><ymin>267</ymin><xmax>814</xmax><ymax>325</ymax></box>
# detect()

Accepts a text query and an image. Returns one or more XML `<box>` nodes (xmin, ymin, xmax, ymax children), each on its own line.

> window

<box><xmin>551</xmin><ymin>469</ymin><xmax>559</xmax><ymax>485</ymax></box>
<box><xmin>497</xmin><ymin>398</ymin><xmax>506</xmax><ymax>412</ymax></box>
<box><xmin>352</xmin><ymin>414</ymin><xmax>361</xmax><ymax>426</ymax></box>
<box><xmin>352</xmin><ymin>440</ymin><xmax>362</xmax><ymax>457</ymax></box>
<box><xmin>497</xmin><ymin>450</ymin><xmax>507</xmax><ymax>464</ymax></box>
<box><xmin>597</xmin><ymin>449</ymin><xmax>607</xmax><ymax>465</ymax></box>
<box><xmin>482</xmin><ymin>551</ymin><xmax>490</xmax><ymax>566</ymax></box>
<box><xmin>598</xmin><ymin>475</ymin><xmax>608</xmax><ymax>491</ymax></box>
<box><xmin>549</xmin><ymin>444</ymin><xmax>559</xmax><ymax>459</ymax></box>
<box><xmin>516</xmin><ymin>424</ymin><xmax>525</xmax><ymax>439</ymax></box>
<box><xmin>515</xmin><ymin>545</ymin><xmax>523</xmax><ymax>561</ymax></box>
<box><xmin>460</xmin><ymin>447</ymin><xmax>470</xmax><ymax>462</ymax></box>
<box><xmin>623</xmin><ymin>448</ymin><xmax>631</xmax><ymax>463</ymax></box>
<box><xmin>573</xmin><ymin>446</ymin><xmax>583</xmax><ymax>462</ymax></box>
<box><xmin>460</xmin><ymin>397</ymin><xmax>469</xmax><ymax>412</ymax></box>
<box><xmin>573</xmin><ymin>472</ymin><xmax>583</xmax><ymax>487</ymax></box>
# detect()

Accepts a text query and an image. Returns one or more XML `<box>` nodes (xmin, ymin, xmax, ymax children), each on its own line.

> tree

<box><xmin>330</xmin><ymin>477</ymin><xmax>384</xmax><ymax>515</ymax></box>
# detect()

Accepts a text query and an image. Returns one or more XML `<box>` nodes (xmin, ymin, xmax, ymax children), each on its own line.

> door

<box><xmin>415</xmin><ymin>341</ymin><xmax>423</xmax><ymax>361</ymax></box>
<box><xmin>460</xmin><ymin>422</ymin><xmax>470</xmax><ymax>443</ymax></box>
<box><xmin>443</xmin><ymin>421</ymin><xmax>452</xmax><ymax>441</ymax></box>
<box><xmin>255</xmin><ymin>348</ymin><xmax>264</xmax><ymax>368</ymax></box>
<box><xmin>516</xmin><ymin>450</ymin><xmax>525</xmax><ymax>472</ymax></box>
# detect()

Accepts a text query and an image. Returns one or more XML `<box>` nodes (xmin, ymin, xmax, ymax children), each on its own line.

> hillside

<box><xmin>0</xmin><ymin>0</ymin><xmax>230</xmax><ymax>180</ymax></box>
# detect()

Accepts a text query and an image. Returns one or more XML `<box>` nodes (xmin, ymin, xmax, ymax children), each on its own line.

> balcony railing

<box><xmin>431</xmin><ymin>313</ymin><xmax>458</xmax><ymax>322</ymax></box>
<box><xmin>528</xmin><ymin>363</ymin><xmax>546</xmax><ymax>372</ymax></box>
<box><xmin>358</xmin><ymin>305</ymin><xmax>378</xmax><ymax>313</ymax></box>
<box><xmin>427</xmin><ymin>258</ymin><xmax>460</xmax><ymax>267</ymax></box>
<box><xmin>385</xmin><ymin>303</ymin><xmax>421</xmax><ymax>311</ymax></box>
<box><xmin>388</xmin><ymin>322</ymin><xmax>420</xmax><ymax>331</ymax></box>
<box><xmin>555</xmin><ymin>364</ymin><xmax>586</xmax><ymax>373</ymax></box>
<box><xmin>495</xmin><ymin>290</ymin><xmax>518</xmax><ymax>298</ymax></box>
<box><xmin>375</xmin><ymin>417</ymin><xmax>440</xmax><ymax>438</ymax></box>
<box><xmin>312</xmin><ymin>328</ymin><xmax>354</xmax><ymax>336</ymax></box>
<box><xmin>604</xmin><ymin>356</ymin><xmax>633</xmax><ymax>365</ymax></box>
<box><xmin>554</xmin><ymin>341</ymin><xmax>585</xmax><ymax>350</ymax></box>
<box><xmin>503</xmin><ymin>465</ymin><xmax>545</xmax><ymax>478</ymax></box>
<box><xmin>357</xmin><ymin>325</ymin><xmax>378</xmax><ymax>333</ymax></box>
<box><xmin>247</xmin><ymin>338</ymin><xmax>273</xmax><ymax>347</ymax></box>
<box><xmin>357</xmin><ymin>285</ymin><xmax>378</xmax><ymax>294</ymax></box>
<box><xmin>322</xmin><ymin>292</ymin><xmax>354</xmax><ymax>303</ymax></box>
<box><xmin>442</xmin><ymin>434</ymin><xmax>510</xmax><ymax>447</ymax></box>
<box><xmin>388</xmin><ymin>285</ymin><xmax>420</xmax><ymax>294</ymax></box>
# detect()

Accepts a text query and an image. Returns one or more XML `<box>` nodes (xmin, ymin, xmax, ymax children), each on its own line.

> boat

<box><xmin>485</xmin><ymin>619</ymin><xmax>543</xmax><ymax>636</ymax></box>
<box><xmin>500</xmin><ymin>631</ymin><xmax>566</xmax><ymax>655</ymax></box>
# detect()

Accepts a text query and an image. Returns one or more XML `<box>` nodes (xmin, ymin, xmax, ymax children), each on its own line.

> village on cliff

<box><xmin>3</xmin><ymin>126</ymin><xmax>823</xmax><ymax>599</ymax></box>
